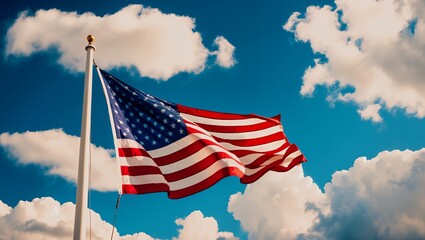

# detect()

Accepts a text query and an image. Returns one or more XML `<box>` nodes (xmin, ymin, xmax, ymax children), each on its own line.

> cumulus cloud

<box><xmin>0</xmin><ymin>129</ymin><xmax>119</xmax><ymax>191</ymax></box>
<box><xmin>0</xmin><ymin>197</ymin><xmax>155</xmax><ymax>240</ymax></box>
<box><xmin>229</xmin><ymin>148</ymin><xmax>425</xmax><ymax>239</ymax></box>
<box><xmin>174</xmin><ymin>210</ymin><xmax>238</xmax><ymax>240</ymax></box>
<box><xmin>357</xmin><ymin>103</ymin><xmax>382</xmax><ymax>122</ymax></box>
<box><xmin>213</xmin><ymin>36</ymin><xmax>236</xmax><ymax>68</ymax></box>
<box><xmin>228</xmin><ymin>166</ymin><xmax>326</xmax><ymax>240</ymax></box>
<box><xmin>6</xmin><ymin>5</ymin><xmax>235</xmax><ymax>80</ymax></box>
<box><xmin>0</xmin><ymin>198</ymin><xmax>235</xmax><ymax>240</ymax></box>
<box><xmin>0</xmin><ymin>200</ymin><xmax>12</xmax><ymax>218</ymax></box>
<box><xmin>284</xmin><ymin>0</ymin><xmax>425</xmax><ymax>121</ymax></box>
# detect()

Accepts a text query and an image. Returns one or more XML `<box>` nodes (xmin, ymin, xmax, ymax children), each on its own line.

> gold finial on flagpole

<box><xmin>87</xmin><ymin>35</ymin><xmax>95</xmax><ymax>44</ymax></box>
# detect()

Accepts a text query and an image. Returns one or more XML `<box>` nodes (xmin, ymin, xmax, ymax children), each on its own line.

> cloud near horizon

<box><xmin>228</xmin><ymin>148</ymin><xmax>425</xmax><ymax>239</ymax></box>
<box><xmin>0</xmin><ymin>198</ymin><xmax>235</xmax><ymax>240</ymax></box>
<box><xmin>6</xmin><ymin>5</ymin><xmax>236</xmax><ymax>80</ymax></box>
<box><xmin>0</xmin><ymin>129</ymin><xmax>119</xmax><ymax>191</ymax></box>
<box><xmin>284</xmin><ymin>0</ymin><xmax>425</xmax><ymax>122</ymax></box>
<box><xmin>2</xmin><ymin>130</ymin><xmax>425</xmax><ymax>239</ymax></box>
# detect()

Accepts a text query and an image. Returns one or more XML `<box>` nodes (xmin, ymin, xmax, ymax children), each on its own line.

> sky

<box><xmin>1</xmin><ymin>0</ymin><xmax>425</xmax><ymax>239</ymax></box>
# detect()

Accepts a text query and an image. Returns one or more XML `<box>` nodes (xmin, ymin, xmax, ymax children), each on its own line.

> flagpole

<box><xmin>73</xmin><ymin>35</ymin><xmax>96</xmax><ymax>240</ymax></box>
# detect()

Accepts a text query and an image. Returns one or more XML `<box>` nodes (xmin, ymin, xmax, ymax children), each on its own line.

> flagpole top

<box><xmin>85</xmin><ymin>35</ymin><xmax>95</xmax><ymax>51</ymax></box>
<box><xmin>87</xmin><ymin>35</ymin><xmax>95</xmax><ymax>44</ymax></box>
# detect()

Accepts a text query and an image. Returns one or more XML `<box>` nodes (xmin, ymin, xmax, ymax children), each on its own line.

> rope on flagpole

<box><xmin>110</xmin><ymin>193</ymin><xmax>122</xmax><ymax>240</ymax></box>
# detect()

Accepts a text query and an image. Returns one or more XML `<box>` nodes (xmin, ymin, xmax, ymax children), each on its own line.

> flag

<box><xmin>97</xmin><ymin>68</ymin><xmax>306</xmax><ymax>199</ymax></box>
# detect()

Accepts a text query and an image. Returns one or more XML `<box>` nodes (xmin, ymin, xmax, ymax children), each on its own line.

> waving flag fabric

<box><xmin>97</xmin><ymin>68</ymin><xmax>306</xmax><ymax>199</ymax></box>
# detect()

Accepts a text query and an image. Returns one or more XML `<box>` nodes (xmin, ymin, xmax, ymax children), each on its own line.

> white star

<box><xmin>137</xmin><ymin>130</ymin><xmax>142</xmax><ymax>134</ymax></box>
<box><xmin>163</xmin><ymin>119</ymin><xmax>168</xmax><ymax>124</ymax></box>
<box><xmin>122</xmin><ymin>132</ymin><xmax>127</xmax><ymax>136</ymax></box>
<box><xmin>145</xmin><ymin>135</ymin><xmax>149</xmax><ymax>140</ymax></box>
<box><xmin>179</xmin><ymin>129</ymin><xmax>184</xmax><ymax>134</ymax></box>
<box><xmin>152</xmin><ymin>140</ymin><xmax>157</xmax><ymax>145</ymax></box>
<box><xmin>165</xmin><ymin>138</ymin><xmax>169</xmax><ymax>143</ymax></box>
<box><xmin>119</xmin><ymin>120</ymin><xmax>124</xmax><ymax>125</ymax></box>
<box><xmin>171</xmin><ymin>123</ymin><xmax>176</xmax><ymax>129</ymax></box>
<box><xmin>168</xmin><ymin>132</ymin><xmax>173</xmax><ymax>136</ymax></box>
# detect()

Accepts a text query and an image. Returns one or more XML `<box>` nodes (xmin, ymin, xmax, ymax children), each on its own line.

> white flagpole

<box><xmin>73</xmin><ymin>35</ymin><xmax>96</xmax><ymax>240</ymax></box>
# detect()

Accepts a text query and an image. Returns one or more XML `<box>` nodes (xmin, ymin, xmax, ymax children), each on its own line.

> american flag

<box><xmin>97</xmin><ymin>68</ymin><xmax>306</xmax><ymax>199</ymax></box>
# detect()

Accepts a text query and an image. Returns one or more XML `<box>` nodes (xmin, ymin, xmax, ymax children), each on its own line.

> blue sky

<box><xmin>1</xmin><ymin>0</ymin><xmax>425</xmax><ymax>239</ymax></box>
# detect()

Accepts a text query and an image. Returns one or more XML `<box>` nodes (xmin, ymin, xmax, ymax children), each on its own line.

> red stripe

<box><xmin>212</xmin><ymin>132</ymin><xmax>286</xmax><ymax>148</ymax></box>
<box><xmin>118</xmin><ymin>148</ymin><xmax>149</xmax><ymax>157</ymax></box>
<box><xmin>178</xmin><ymin>104</ymin><xmax>280</xmax><ymax>124</ymax></box>
<box><xmin>245</xmin><ymin>143</ymin><xmax>298</xmax><ymax>168</ymax></box>
<box><xmin>121</xmin><ymin>165</ymin><xmax>162</xmax><ymax>175</ymax></box>
<box><xmin>122</xmin><ymin>166</ymin><xmax>245</xmax><ymax>199</ymax></box>
<box><xmin>121</xmin><ymin>151</ymin><xmax>242</xmax><ymax>182</ymax></box>
<box><xmin>241</xmin><ymin>153</ymin><xmax>307</xmax><ymax>184</ymax></box>
<box><xmin>185</xmin><ymin>121</ymin><xmax>288</xmax><ymax>150</ymax></box>
<box><xmin>193</xmin><ymin>120</ymin><xmax>279</xmax><ymax>133</ymax></box>
<box><xmin>119</xmin><ymin>137</ymin><xmax>232</xmax><ymax>166</ymax></box>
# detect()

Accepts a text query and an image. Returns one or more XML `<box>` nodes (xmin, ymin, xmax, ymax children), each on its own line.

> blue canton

<box><xmin>99</xmin><ymin>69</ymin><xmax>188</xmax><ymax>151</ymax></box>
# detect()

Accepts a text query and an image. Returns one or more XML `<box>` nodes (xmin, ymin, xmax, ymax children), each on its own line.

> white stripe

<box><xmin>220</xmin><ymin>139</ymin><xmax>286</xmax><ymax>152</ymax></box>
<box><xmin>119</xmin><ymin>145</ymin><xmax>241</xmax><ymax>174</ymax></box>
<box><xmin>281</xmin><ymin>150</ymin><xmax>302</xmax><ymax>167</ymax></box>
<box><xmin>186</xmin><ymin>122</ymin><xmax>212</xmax><ymax>136</ymax></box>
<box><xmin>122</xmin><ymin>158</ymin><xmax>245</xmax><ymax>190</ymax></box>
<box><xmin>239</xmin><ymin>147</ymin><xmax>289</xmax><ymax>165</ymax></box>
<box><xmin>208</xmin><ymin>125</ymin><xmax>282</xmax><ymax>140</ymax></box>
<box><xmin>181</xmin><ymin>113</ymin><xmax>265</xmax><ymax>126</ymax></box>
<box><xmin>243</xmin><ymin>150</ymin><xmax>302</xmax><ymax>177</ymax></box>
<box><xmin>260</xmin><ymin>155</ymin><xmax>285</xmax><ymax>166</ymax></box>
<box><xmin>117</xmin><ymin>134</ymin><xmax>239</xmax><ymax>161</ymax></box>
<box><xmin>186</xmin><ymin>122</ymin><xmax>286</xmax><ymax>152</ymax></box>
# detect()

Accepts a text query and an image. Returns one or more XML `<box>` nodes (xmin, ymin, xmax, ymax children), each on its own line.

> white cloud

<box><xmin>228</xmin><ymin>166</ymin><xmax>326</xmax><ymax>240</ymax></box>
<box><xmin>6</xmin><ymin>5</ymin><xmax>235</xmax><ymax>80</ymax></box>
<box><xmin>174</xmin><ymin>210</ymin><xmax>238</xmax><ymax>240</ymax></box>
<box><xmin>284</xmin><ymin>0</ymin><xmax>425</xmax><ymax>121</ymax></box>
<box><xmin>229</xmin><ymin>148</ymin><xmax>425</xmax><ymax>239</ymax></box>
<box><xmin>0</xmin><ymin>197</ymin><xmax>154</xmax><ymax>240</ymax></box>
<box><xmin>0</xmin><ymin>198</ymin><xmax>235</xmax><ymax>240</ymax></box>
<box><xmin>0</xmin><ymin>200</ymin><xmax>12</xmax><ymax>218</ymax></box>
<box><xmin>357</xmin><ymin>103</ymin><xmax>382</xmax><ymax>122</ymax></box>
<box><xmin>213</xmin><ymin>36</ymin><xmax>236</xmax><ymax>68</ymax></box>
<box><xmin>0</xmin><ymin>129</ymin><xmax>119</xmax><ymax>191</ymax></box>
